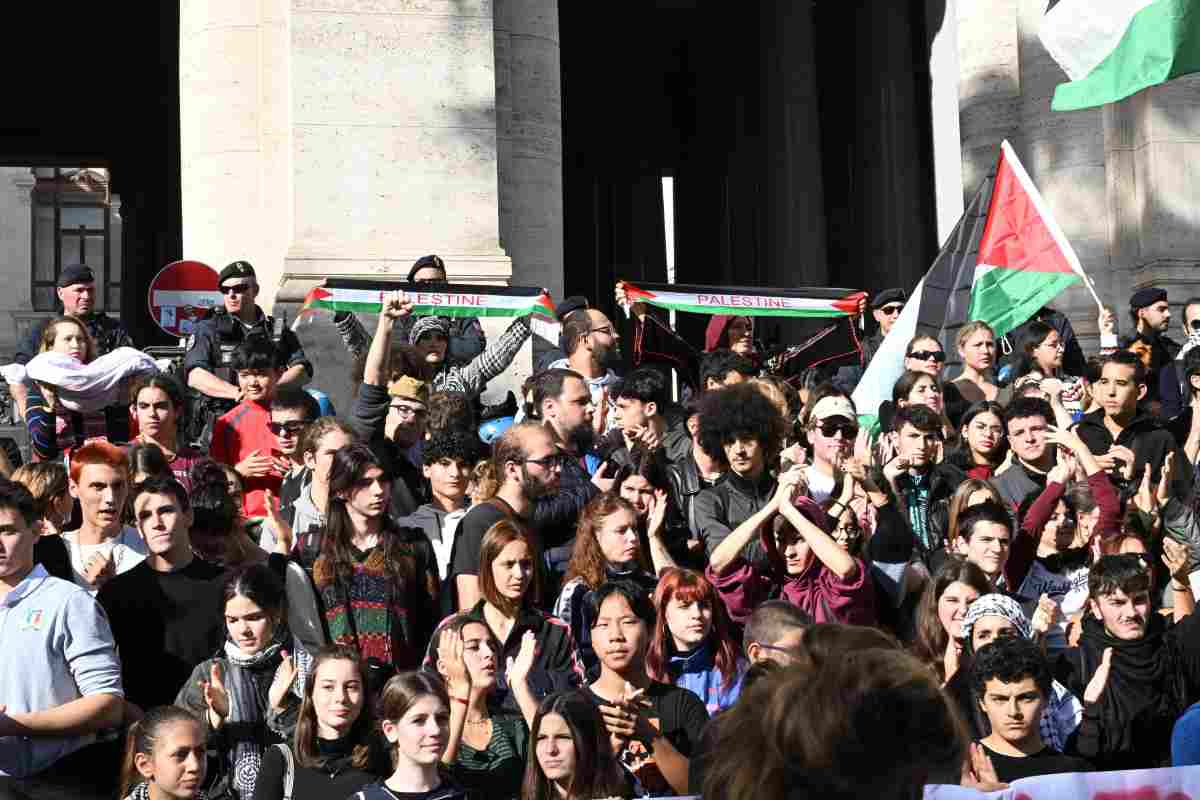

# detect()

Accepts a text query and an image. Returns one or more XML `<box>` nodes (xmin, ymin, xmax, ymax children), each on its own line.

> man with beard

<box><xmin>349</xmin><ymin>291</ymin><xmax>433</xmax><ymax>517</ymax></box>
<box><xmin>1055</xmin><ymin>554</ymin><xmax>1200</xmax><ymax>769</ymax></box>
<box><xmin>532</xmin><ymin>369</ymin><xmax>617</xmax><ymax>574</ymax></box>
<box><xmin>449</xmin><ymin>421</ymin><xmax>561</xmax><ymax>610</ymax></box>
<box><xmin>545</xmin><ymin>309</ymin><xmax>622</xmax><ymax>433</ymax></box>
<box><xmin>1125</xmin><ymin>287</ymin><xmax>1182</xmax><ymax>418</ymax></box>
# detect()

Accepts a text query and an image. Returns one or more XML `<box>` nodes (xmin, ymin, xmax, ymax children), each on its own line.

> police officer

<box><xmin>12</xmin><ymin>263</ymin><xmax>134</xmax><ymax>419</ymax></box>
<box><xmin>833</xmin><ymin>287</ymin><xmax>906</xmax><ymax>393</ymax></box>
<box><xmin>183</xmin><ymin>260</ymin><xmax>312</xmax><ymax>445</ymax></box>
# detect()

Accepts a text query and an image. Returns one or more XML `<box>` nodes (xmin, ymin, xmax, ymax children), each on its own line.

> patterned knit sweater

<box><xmin>313</xmin><ymin>534</ymin><xmax>439</xmax><ymax>670</ymax></box>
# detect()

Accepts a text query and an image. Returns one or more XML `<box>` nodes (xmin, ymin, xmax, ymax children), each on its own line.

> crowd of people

<box><xmin>5</xmin><ymin>257</ymin><xmax>1200</xmax><ymax>800</ymax></box>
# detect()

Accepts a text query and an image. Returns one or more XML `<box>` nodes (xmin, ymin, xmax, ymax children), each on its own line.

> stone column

<box><xmin>1106</xmin><ymin>73</ymin><xmax>1200</xmax><ymax>323</ymax></box>
<box><xmin>494</xmin><ymin>0</ymin><xmax>563</xmax><ymax>300</ymax></box>
<box><xmin>757</xmin><ymin>0</ymin><xmax>826</xmax><ymax>287</ymax></box>
<box><xmin>928</xmin><ymin>0</ymin><xmax>965</xmax><ymax>245</ymax></box>
<box><xmin>956</xmin><ymin>0</ymin><xmax>1020</xmax><ymax>201</ymax></box>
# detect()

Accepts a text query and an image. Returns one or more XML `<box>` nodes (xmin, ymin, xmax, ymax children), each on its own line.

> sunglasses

<box><xmin>268</xmin><ymin>421</ymin><xmax>309</xmax><ymax>436</ymax></box>
<box><xmin>878</xmin><ymin>304</ymin><xmax>904</xmax><ymax>315</ymax></box>
<box><xmin>220</xmin><ymin>283</ymin><xmax>254</xmax><ymax>295</ymax></box>
<box><xmin>907</xmin><ymin>350</ymin><xmax>946</xmax><ymax>362</ymax></box>
<box><xmin>1191</xmin><ymin>319</ymin><xmax>1200</xmax><ymax>331</ymax></box>
<box><xmin>413</xmin><ymin>277</ymin><xmax>448</xmax><ymax>287</ymax></box>
<box><xmin>817</xmin><ymin>420</ymin><xmax>859</xmax><ymax>439</ymax></box>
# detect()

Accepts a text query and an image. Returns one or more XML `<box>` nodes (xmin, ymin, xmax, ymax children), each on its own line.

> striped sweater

<box><xmin>313</xmin><ymin>533</ymin><xmax>440</xmax><ymax>670</ymax></box>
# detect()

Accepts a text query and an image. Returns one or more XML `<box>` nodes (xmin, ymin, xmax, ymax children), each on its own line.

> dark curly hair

<box><xmin>969</xmin><ymin>635</ymin><xmax>1051</xmax><ymax>702</ymax></box>
<box><xmin>697</xmin><ymin>383</ymin><xmax>788</xmax><ymax>467</ymax></box>
<box><xmin>422</xmin><ymin>428</ymin><xmax>483</xmax><ymax>467</ymax></box>
<box><xmin>426</xmin><ymin>391</ymin><xmax>475</xmax><ymax>434</ymax></box>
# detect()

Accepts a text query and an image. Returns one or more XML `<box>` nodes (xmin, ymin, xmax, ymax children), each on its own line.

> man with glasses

<box><xmin>184</xmin><ymin>261</ymin><xmax>312</xmax><ymax>447</ymax></box>
<box><xmin>544</xmin><ymin>308</ymin><xmax>623</xmax><ymax>433</ymax></box>
<box><xmin>835</xmin><ymin>288</ymin><xmax>905</xmax><ymax>392</ymax></box>
<box><xmin>266</xmin><ymin>387</ymin><xmax>320</xmax><ymax>529</ymax></box>
<box><xmin>449</xmin><ymin>420</ymin><xmax>562</xmax><ymax>610</ymax></box>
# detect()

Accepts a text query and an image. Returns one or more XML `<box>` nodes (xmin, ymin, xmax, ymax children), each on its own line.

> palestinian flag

<box><xmin>1041</xmin><ymin>0</ymin><xmax>1200</xmax><ymax>111</ymax></box>
<box><xmin>852</xmin><ymin>140</ymin><xmax>1091</xmax><ymax>417</ymax></box>
<box><xmin>300</xmin><ymin>278</ymin><xmax>555</xmax><ymax>319</ymax></box>
<box><xmin>620</xmin><ymin>282</ymin><xmax>866</xmax><ymax>318</ymax></box>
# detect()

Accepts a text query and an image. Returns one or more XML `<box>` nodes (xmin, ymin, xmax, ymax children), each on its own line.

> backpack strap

<box><xmin>273</xmin><ymin>743</ymin><xmax>295</xmax><ymax>800</ymax></box>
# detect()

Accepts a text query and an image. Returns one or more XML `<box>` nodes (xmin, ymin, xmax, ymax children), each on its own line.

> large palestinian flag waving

<box><xmin>852</xmin><ymin>140</ymin><xmax>1092</xmax><ymax>417</ymax></box>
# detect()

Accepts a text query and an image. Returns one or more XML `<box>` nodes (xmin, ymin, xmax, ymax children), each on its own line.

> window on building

<box><xmin>30</xmin><ymin>167</ymin><xmax>121</xmax><ymax>312</ymax></box>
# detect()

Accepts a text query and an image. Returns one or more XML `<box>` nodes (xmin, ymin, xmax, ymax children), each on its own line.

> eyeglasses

<box><xmin>752</xmin><ymin>642</ymin><xmax>803</xmax><ymax>660</ymax></box>
<box><xmin>268</xmin><ymin>421</ymin><xmax>310</xmax><ymax>436</ymax></box>
<box><xmin>524</xmin><ymin>453</ymin><xmax>568</xmax><ymax>470</ymax></box>
<box><xmin>878</xmin><ymin>304</ymin><xmax>904</xmax><ymax>316</ymax></box>
<box><xmin>589</xmin><ymin>326</ymin><xmax>614</xmax><ymax>337</ymax></box>
<box><xmin>220</xmin><ymin>283</ymin><xmax>254</xmax><ymax>295</ymax></box>
<box><xmin>1190</xmin><ymin>319</ymin><xmax>1200</xmax><ymax>331</ymax></box>
<box><xmin>907</xmin><ymin>350</ymin><xmax>946</xmax><ymax>362</ymax></box>
<box><xmin>389</xmin><ymin>404</ymin><xmax>428</xmax><ymax>419</ymax></box>
<box><xmin>817</xmin><ymin>420</ymin><xmax>859</xmax><ymax>439</ymax></box>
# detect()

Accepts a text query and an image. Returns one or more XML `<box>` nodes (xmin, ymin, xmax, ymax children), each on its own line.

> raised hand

<box><xmin>381</xmin><ymin>290</ymin><xmax>413</xmax><ymax>320</ymax></box>
<box><xmin>1132</xmin><ymin>464</ymin><xmax>1156</xmax><ymax>515</ymax></box>
<box><xmin>853</xmin><ymin>427</ymin><xmax>873</xmax><ymax>468</ymax></box>
<box><xmin>1098</xmin><ymin>307</ymin><xmax>1117</xmax><ymax>338</ymax></box>
<box><xmin>593</xmin><ymin>388</ymin><xmax>609</xmax><ymax>438</ymax></box>
<box><xmin>1163</xmin><ymin>537</ymin><xmax>1191</xmax><ymax>584</ymax></box>
<box><xmin>1044</xmin><ymin>424</ymin><xmax>1086</xmax><ymax>454</ymax></box>
<box><xmin>961</xmin><ymin>741</ymin><xmax>1008</xmax><ymax>791</ymax></box>
<box><xmin>1031</xmin><ymin>594</ymin><xmax>1060</xmax><ymax>637</ymax></box>
<box><xmin>268</xmin><ymin>650</ymin><xmax>297</xmax><ymax>711</ymax></box>
<box><xmin>646</xmin><ymin>489</ymin><xmax>669</xmax><ymax>538</ymax></box>
<box><xmin>590</xmin><ymin>461</ymin><xmax>616</xmax><ymax>493</ymax></box>
<box><xmin>505</xmin><ymin>631</ymin><xmax>538</xmax><ymax>690</ymax></box>
<box><xmin>236</xmin><ymin>449</ymin><xmax>277</xmax><ymax>479</ymax></box>
<box><xmin>437</xmin><ymin>628</ymin><xmax>472</xmax><ymax>698</ymax></box>
<box><xmin>1083</xmin><ymin>647</ymin><xmax>1114</xmax><ymax>705</ymax></box>
<box><xmin>82</xmin><ymin>548</ymin><xmax>116</xmax><ymax>589</ymax></box>
<box><xmin>264</xmin><ymin>489</ymin><xmax>295</xmax><ymax>554</ymax></box>
<box><xmin>1109</xmin><ymin>445</ymin><xmax>1137</xmax><ymax>481</ymax></box>
<box><xmin>882</xmin><ymin>455</ymin><xmax>911</xmax><ymax>486</ymax></box>
<box><xmin>201</xmin><ymin>662</ymin><xmax>231</xmax><ymax>726</ymax></box>
<box><xmin>1156</xmin><ymin>451</ymin><xmax>1175</xmax><ymax>507</ymax></box>
<box><xmin>635</xmin><ymin>425</ymin><xmax>662</xmax><ymax>453</ymax></box>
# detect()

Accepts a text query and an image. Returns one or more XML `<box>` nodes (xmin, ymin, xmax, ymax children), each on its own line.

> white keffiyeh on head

<box><xmin>958</xmin><ymin>593</ymin><xmax>1031</xmax><ymax>641</ymax></box>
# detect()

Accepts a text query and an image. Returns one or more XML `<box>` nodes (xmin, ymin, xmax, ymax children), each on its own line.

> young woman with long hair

<box><xmin>129</xmin><ymin>373</ymin><xmax>204</xmax><ymax>490</ymax></box>
<box><xmin>555</xmin><ymin>494</ymin><xmax>672</xmax><ymax>677</ymax></box>
<box><xmin>313</xmin><ymin>444</ymin><xmax>440</xmax><ymax>672</ymax></box>
<box><xmin>521</xmin><ymin>690</ymin><xmax>626</xmax><ymax>800</ymax></box>
<box><xmin>891</xmin><ymin>369</ymin><xmax>956</xmax><ymax>446</ymax></box>
<box><xmin>944</xmin><ymin>401</ymin><xmax>1007</xmax><ymax>480</ymax></box>
<box><xmin>119</xmin><ymin>706</ymin><xmax>207</xmax><ymax>800</ymax></box>
<box><xmin>175</xmin><ymin>564</ymin><xmax>299</xmax><ymax>798</ymax></box>
<box><xmin>349</xmin><ymin>671</ymin><xmax>466</xmax><ymax>800</ymax></box>
<box><xmin>252</xmin><ymin>645</ymin><xmax>383</xmax><ymax>800</ymax></box>
<box><xmin>428</xmin><ymin>520</ymin><xmax>584</xmax><ymax>716</ymax></box>
<box><xmin>901</xmin><ymin>335</ymin><xmax>967</xmax><ymax>426</ymax></box>
<box><xmin>614</xmin><ymin>450</ymin><xmax>690</xmax><ymax>566</ymax></box>
<box><xmin>25</xmin><ymin>315</ymin><xmax>130</xmax><ymax>460</ymax></box>
<box><xmin>587</xmin><ymin>581</ymin><xmax>708</xmax><ymax>797</ymax></box>
<box><xmin>430</xmin><ymin>616</ymin><xmax>535</xmax><ymax>799</ymax></box>
<box><xmin>645</xmin><ymin>568</ymin><xmax>743</xmax><ymax>714</ymax></box>
<box><xmin>952</xmin><ymin>321</ymin><xmax>1000</xmax><ymax>404</ymax></box>
<box><xmin>909</xmin><ymin>555</ymin><xmax>992</xmax><ymax>684</ymax></box>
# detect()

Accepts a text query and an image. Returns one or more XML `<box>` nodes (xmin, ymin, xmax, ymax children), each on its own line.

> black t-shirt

<box><xmin>97</xmin><ymin>557</ymin><xmax>226</xmax><ymax>709</ymax></box>
<box><xmin>980</xmin><ymin>743</ymin><xmax>1092</xmax><ymax>783</ymax></box>
<box><xmin>586</xmin><ymin>682</ymin><xmax>709</xmax><ymax>796</ymax></box>
<box><xmin>448</xmin><ymin>503</ymin><xmax>511</xmax><ymax>579</ymax></box>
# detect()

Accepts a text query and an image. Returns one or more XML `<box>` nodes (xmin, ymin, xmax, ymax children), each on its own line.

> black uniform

<box><xmin>182</xmin><ymin>307</ymin><xmax>311</xmax><ymax>446</ymax></box>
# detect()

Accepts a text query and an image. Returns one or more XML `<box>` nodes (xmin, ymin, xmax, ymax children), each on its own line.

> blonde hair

<box><xmin>955</xmin><ymin>321</ymin><xmax>995</xmax><ymax>353</ymax></box>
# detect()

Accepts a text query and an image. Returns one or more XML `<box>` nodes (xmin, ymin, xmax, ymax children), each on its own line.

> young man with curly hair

<box><xmin>691</xmin><ymin>383</ymin><xmax>801</xmax><ymax>560</ymax></box>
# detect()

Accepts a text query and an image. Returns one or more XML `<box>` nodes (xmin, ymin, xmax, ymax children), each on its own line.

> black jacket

<box><xmin>692</xmin><ymin>470</ymin><xmax>776</xmax><ymax>560</ymax></box>
<box><xmin>890</xmin><ymin>461</ymin><xmax>966</xmax><ymax>560</ymax></box>
<box><xmin>1074</xmin><ymin>408</ymin><xmax>1193</xmax><ymax>502</ymax></box>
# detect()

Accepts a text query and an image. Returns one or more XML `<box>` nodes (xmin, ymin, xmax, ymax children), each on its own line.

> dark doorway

<box><xmin>0</xmin><ymin>2</ymin><xmax>182</xmax><ymax>347</ymax></box>
<box><xmin>559</xmin><ymin>0</ymin><xmax>938</xmax><ymax>347</ymax></box>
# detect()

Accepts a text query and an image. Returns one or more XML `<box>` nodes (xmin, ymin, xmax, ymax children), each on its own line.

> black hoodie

<box><xmin>1073</xmin><ymin>408</ymin><xmax>1193</xmax><ymax>502</ymax></box>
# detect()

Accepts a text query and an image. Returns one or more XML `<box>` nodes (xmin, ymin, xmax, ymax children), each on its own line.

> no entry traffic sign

<box><xmin>147</xmin><ymin>260</ymin><xmax>222</xmax><ymax>339</ymax></box>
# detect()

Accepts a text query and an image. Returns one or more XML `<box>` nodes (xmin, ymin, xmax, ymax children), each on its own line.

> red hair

<box><xmin>69</xmin><ymin>440</ymin><xmax>129</xmax><ymax>484</ymax></box>
<box><xmin>646</xmin><ymin>568</ymin><xmax>740</xmax><ymax>691</ymax></box>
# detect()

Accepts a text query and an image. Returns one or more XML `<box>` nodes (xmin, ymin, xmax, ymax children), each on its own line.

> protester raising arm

<box><xmin>778</xmin><ymin>489</ymin><xmax>857</xmax><ymax>580</ymax></box>
<box><xmin>707</xmin><ymin>466</ymin><xmax>803</xmax><ymax>576</ymax></box>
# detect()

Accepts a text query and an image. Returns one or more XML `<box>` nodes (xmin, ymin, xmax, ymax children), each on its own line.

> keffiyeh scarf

<box><xmin>224</xmin><ymin>640</ymin><xmax>283</xmax><ymax>797</ymax></box>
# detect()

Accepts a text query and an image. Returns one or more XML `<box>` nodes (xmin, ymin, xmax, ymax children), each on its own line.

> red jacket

<box><xmin>211</xmin><ymin>400</ymin><xmax>281</xmax><ymax>519</ymax></box>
